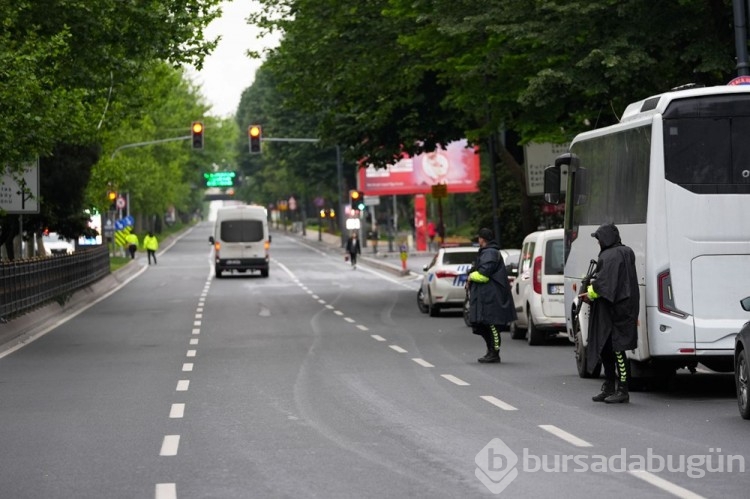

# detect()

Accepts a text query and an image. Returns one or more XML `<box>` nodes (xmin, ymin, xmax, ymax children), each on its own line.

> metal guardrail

<box><xmin>0</xmin><ymin>245</ymin><xmax>110</xmax><ymax>320</ymax></box>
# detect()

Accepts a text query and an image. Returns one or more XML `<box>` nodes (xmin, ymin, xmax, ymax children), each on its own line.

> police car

<box><xmin>417</xmin><ymin>245</ymin><xmax>478</xmax><ymax>317</ymax></box>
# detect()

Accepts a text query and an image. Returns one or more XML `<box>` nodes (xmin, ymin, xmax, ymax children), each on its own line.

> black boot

<box><xmin>604</xmin><ymin>381</ymin><xmax>629</xmax><ymax>404</ymax></box>
<box><xmin>592</xmin><ymin>380</ymin><xmax>615</xmax><ymax>402</ymax></box>
<box><xmin>478</xmin><ymin>349</ymin><xmax>500</xmax><ymax>363</ymax></box>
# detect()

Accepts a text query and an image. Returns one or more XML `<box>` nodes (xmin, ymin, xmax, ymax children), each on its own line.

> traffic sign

<box><xmin>116</xmin><ymin>196</ymin><xmax>126</xmax><ymax>209</ymax></box>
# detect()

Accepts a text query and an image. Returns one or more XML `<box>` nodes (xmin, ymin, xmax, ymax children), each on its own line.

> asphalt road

<box><xmin>0</xmin><ymin>222</ymin><xmax>746</xmax><ymax>498</ymax></box>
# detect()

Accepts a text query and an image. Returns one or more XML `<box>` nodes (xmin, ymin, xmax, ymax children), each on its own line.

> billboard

<box><xmin>358</xmin><ymin>140</ymin><xmax>480</xmax><ymax>196</ymax></box>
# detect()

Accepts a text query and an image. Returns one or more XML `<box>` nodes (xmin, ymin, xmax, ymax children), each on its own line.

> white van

<box><xmin>510</xmin><ymin>228</ymin><xmax>566</xmax><ymax>345</ymax></box>
<box><xmin>209</xmin><ymin>205</ymin><xmax>271</xmax><ymax>278</ymax></box>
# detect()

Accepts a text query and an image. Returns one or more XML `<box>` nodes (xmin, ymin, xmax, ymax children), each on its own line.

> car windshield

<box><xmin>442</xmin><ymin>251</ymin><xmax>477</xmax><ymax>265</ymax></box>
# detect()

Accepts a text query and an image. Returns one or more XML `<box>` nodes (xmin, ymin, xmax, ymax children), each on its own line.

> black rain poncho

<box><xmin>585</xmin><ymin>224</ymin><xmax>640</xmax><ymax>374</ymax></box>
<box><xmin>467</xmin><ymin>241</ymin><xmax>517</xmax><ymax>326</ymax></box>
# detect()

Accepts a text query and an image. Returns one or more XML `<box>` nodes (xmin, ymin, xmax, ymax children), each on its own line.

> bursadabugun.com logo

<box><xmin>475</xmin><ymin>438</ymin><xmax>745</xmax><ymax>495</ymax></box>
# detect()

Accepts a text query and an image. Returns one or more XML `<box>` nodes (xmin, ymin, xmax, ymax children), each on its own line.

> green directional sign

<box><xmin>204</xmin><ymin>171</ymin><xmax>236</xmax><ymax>188</ymax></box>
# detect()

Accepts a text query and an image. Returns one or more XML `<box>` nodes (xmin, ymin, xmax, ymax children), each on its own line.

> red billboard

<box><xmin>358</xmin><ymin>140</ymin><xmax>480</xmax><ymax>196</ymax></box>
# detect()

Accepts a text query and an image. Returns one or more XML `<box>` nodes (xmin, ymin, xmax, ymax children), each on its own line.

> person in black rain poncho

<box><xmin>466</xmin><ymin>228</ymin><xmax>517</xmax><ymax>363</ymax></box>
<box><xmin>580</xmin><ymin>223</ymin><xmax>639</xmax><ymax>404</ymax></box>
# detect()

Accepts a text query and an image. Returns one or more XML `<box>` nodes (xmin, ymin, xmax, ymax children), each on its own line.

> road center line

<box><xmin>389</xmin><ymin>345</ymin><xmax>408</xmax><ymax>353</ymax></box>
<box><xmin>155</xmin><ymin>483</ymin><xmax>176</xmax><ymax>499</ymax></box>
<box><xmin>539</xmin><ymin>424</ymin><xmax>593</xmax><ymax>447</ymax></box>
<box><xmin>160</xmin><ymin>435</ymin><xmax>180</xmax><ymax>456</ymax></box>
<box><xmin>187</xmin><ymin>350</ymin><xmax>196</xmax><ymax>357</ymax></box>
<box><xmin>189</xmin><ymin>338</ymin><xmax>199</xmax><ymax>345</ymax></box>
<box><xmin>441</xmin><ymin>374</ymin><xmax>470</xmax><ymax>386</ymax></box>
<box><xmin>182</xmin><ymin>363</ymin><xmax>194</xmax><ymax>372</ymax></box>
<box><xmin>480</xmin><ymin>395</ymin><xmax>518</xmax><ymax>411</ymax></box>
<box><xmin>412</xmin><ymin>358</ymin><xmax>434</xmax><ymax>368</ymax></box>
<box><xmin>628</xmin><ymin>470</ymin><xmax>706</xmax><ymax>499</ymax></box>
<box><xmin>371</xmin><ymin>335</ymin><xmax>386</xmax><ymax>341</ymax></box>
<box><xmin>169</xmin><ymin>403</ymin><xmax>185</xmax><ymax>418</ymax></box>
<box><xmin>176</xmin><ymin>380</ymin><xmax>190</xmax><ymax>391</ymax></box>
<box><xmin>357</xmin><ymin>325</ymin><xmax>369</xmax><ymax>331</ymax></box>
<box><xmin>344</xmin><ymin>317</ymin><xmax>355</xmax><ymax>323</ymax></box>
<box><xmin>192</xmin><ymin>328</ymin><xmax>200</xmax><ymax>335</ymax></box>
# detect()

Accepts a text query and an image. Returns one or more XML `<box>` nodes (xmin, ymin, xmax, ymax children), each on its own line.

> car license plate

<box><xmin>548</xmin><ymin>284</ymin><xmax>564</xmax><ymax>295</ymax></box>
<box><xmin>227</xmin><ymin>260</ymin><xmax>241</xmax><ymax>265</ymax></box>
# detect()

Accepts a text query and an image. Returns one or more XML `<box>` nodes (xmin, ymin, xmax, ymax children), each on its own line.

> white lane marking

<box><xmin>318</xmin><ymin>299</ymin><xmax>326</xmax><ymax>304</ymax></box>
<box><xmin>182</xmin><ymin>363</ymin><xmax>194</xmax><ymax>372</ymax></box>
<box><xmin>193</xmin><ymin>321</ymin><xmax>201</xmax><ymax>327</ymax></box>
<box><xmin>195</xmin><ymin>314</ymin><xmax>203</xmax><ymax>319</ymax></box>
<box><xmin>539</xmin><ymin>424</ymin><xmax>593</xmax><ymax>448</ymax></box>
<box><xmin>389</xmin><ymin>345</ymin><xmax>408</xmax><ymax>353</ymax></box>
<box><xmin>192</xmin><ymin>328</ymin><xmax>200</xmax><ymax>335</ymax></box>
<box><xmin>190</xmin><ymin>338</ymin><xmax>199</xmax><ymax>345</ymax></box>
<box><xmin>312</xmin><ymin>295</ymin><xmax>319</xmax><ymax>300</ymax></box>
<box><xmin>357</xmin><ymin>325</ymin><xmax>369</xmax><ymax>331</ymax></box>
<box><xmin>169</xmin><ymin>403</ymin><xmax>185</xmax><ymax>418</ymax></box>
<box><xmin>176</xmin><ymin>380</ymin><xmax>190</xmax><ymax>391</ymax></box>
<box><xmin>187</xmin><ymin>350</ymin><xmax>196</xmax><ymax>358</ymax></box>
<box><xmin>334</xmin><ymin>310</ymin><xmax>343</xmax><ymax>316</ymax></box>
<box><xmin>441</xmin><ymin>374</ymin><xmax>470</xmax><ymax>386</ymax></box>
<box><xmin>344</xmin><ymin>317</ymin><xmax>355</xmax><ymax>323</ymax></box>
<box><xmin>160</xmin><ymin>435</ymin><xmax>180</xmax><ymax>456</ymax></box>
<box><xmin>412</xmin><ymin>358</ymin><xmax>434</xmax><ymax>368</ymax></box>
<box><xmin>155</xmin><ymin>483</ymin><xmax>176</xmax><ymax>499</ymax></box>
<box><xmin>371</xmin><ymin>335</ymin><xmax>386</xmax><ymax>341</ymax></box>
<box><xmin>196</xmin><ymin>307</ymin><xmax>203</xmax><ymax>313</ymax></box>
<box><xmin>480</xmin><ymin>395</ymin><xmax>518</xmax><ymax>411</ymax></box>
<box><xmin>325</xmin><ymin>305</ymin><xmax>334</xmax><ymax>310</ymax></box>
<box><xmin>628</xmin><ymin>470</ymin><xmax>706</xmax><ymax>499</ymax></box>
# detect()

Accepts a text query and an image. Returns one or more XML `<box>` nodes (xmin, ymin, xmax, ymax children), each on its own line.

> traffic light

<box><xmin>350</xmin><ymin>190</ymin><xmax>365</xmax><ymax>211</ymax></box>
<box><xmin>107</xmin><ymin>190</ymin><xmax>117</xmax><ymax>211</ymax></box>
<box><xmin>248</xmin><ymin>125</ymin><xmax>262</xmax><ymax>153</ymax></box>
<box><xmin>191</xmin><ymin>121</ymin><xmax>204</xmax><ymax>149</ymax></box>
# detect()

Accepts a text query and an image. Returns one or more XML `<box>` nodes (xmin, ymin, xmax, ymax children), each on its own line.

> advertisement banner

<box><xmin>359</xmin><ymin>140</ymin><xmax>480</xmax><ymax>196</ymax></box>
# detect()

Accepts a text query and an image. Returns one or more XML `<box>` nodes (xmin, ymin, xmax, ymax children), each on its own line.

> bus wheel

<box><xmin>574</xmin><ymin>319</ymin><xmax>600</xmax><ymax>378</ymax></box>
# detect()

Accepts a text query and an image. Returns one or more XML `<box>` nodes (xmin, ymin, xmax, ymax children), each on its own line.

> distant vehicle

<box><xmin>418</xmin><ymin>245</ymin><xmax>478</xmax><ymax>317</ymax></box>
<box><xmin>545</xmin><ymin>85</ymin><xmax>750</xmax><ymax>379</ymax></box>
<box><xmin>734</xmin><ymin>296</ymin><xmax>750</xmax><ymax>419</ymax></box>
<box><xmin>43</xmin><ymin>232</ymin><xmax>75</xmax><ymax>256</ymax></box>
<box><xmin>510</xmin><ymin>229</ymin><xmax>566</xmax><ymax>345</ymax></box>
<box><xmin>209</xmin><ymin>204</ymin><xmax>270</xmax><ymax>278</ymax></box>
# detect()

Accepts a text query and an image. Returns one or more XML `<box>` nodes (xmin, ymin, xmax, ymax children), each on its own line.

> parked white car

<box><xmin>417</xmin><ymin>245</ymin><xmax>478</xmax><ymax>317</ymax></box>
<box><xmin>43</xmin><ymin>232</ymin><xmax>75</xmax><ymax>256</ymax></box>
<box><xmin>510</xmin><ymin>228</ymin><xmax>566</xmax><ymax>345</ymax></box>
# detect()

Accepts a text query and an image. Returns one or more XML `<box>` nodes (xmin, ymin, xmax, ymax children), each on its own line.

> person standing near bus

<box><xmin>580</xmin><ymin>223</ymin><xmax>639</xmax><ymax>404</ymax></box>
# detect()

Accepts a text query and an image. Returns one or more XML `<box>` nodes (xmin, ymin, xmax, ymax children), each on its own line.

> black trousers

<box><xmin>600</xmin><ymin>335</ymin><xmax>629</xmax><ymax>383</ymax></box>
<box><xmin>128</xmin><ymin>244</ymin><xmax>137</xmax><ymax>259</ymax></box>
<box><xmin>473</xmin><ymin>324</ymin><xmax>502</xmax><ymax>351</ymax></box>
<box><xmin>147</xmin><ymin>249</ymin><xmax>157</xmax><ymax>264</ymax></box>
<box><xmin>349</xmin><ymin>252</ymin><xmax>358</xmax><ymax>265</ymax></box>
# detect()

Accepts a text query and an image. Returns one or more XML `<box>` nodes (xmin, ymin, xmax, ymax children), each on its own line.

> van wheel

<box><xmin>526</xmin><ymin>313</ymin><xmax>545</xmax><ymax>346</ymax></box>
<box><xmin>215</xmin><ymin>268</ymin><xmax>223</xmax><ymax>278</ymax></box>
<box><xmin>510</xmin><ymin>321</ymin><xmax>526</xmax><ymax>340</ymax></box>
<box><xmin>736</xmin><ymin>350</ymin><xmax>750</xmax><ymax>419</ymax></box>
<box><xmin>261</xmin><ymin>268</ymin><xmax>269</xmax><ymax>278</ymax></box>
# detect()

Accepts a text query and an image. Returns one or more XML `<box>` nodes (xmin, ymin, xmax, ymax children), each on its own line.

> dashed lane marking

<box><xmin>176</xmin><ymin>380</ymin><xmax>189</xmax><ymax>391</ymax></box>
<box><xmin>155</xmin><ymin>483</ymin><xmax>176</xmax><ymax>499</ymax></box>
<box><xmin>412</xmin><ymin>358</ymin><xmax>434</xmax><ymax>368</ymax></box>
<box><xmin>182</xmin><ymin>363</ymin><xmax>193</xmax><ymax>372</ymax></box>
<box><xmin>441</xmin><ymin>374</ymin><xmax>470</xmax><ymax>386</ymax></box>
<box><xmin>371</xmin><ymin>335</ymin><xmax>386</xmax><ymax>341</ymax></box>
<box><xmin>160</xmin><ymin>435</ymin><xmax>180</xmax><ymax>456</ymax></box>
<box><xmin>389</xmin><ymin>345</ymin><xmax>408</xmax><ymax>353</ymax></box>
<box><xmin>539</xmin><ymin>424</ymin><xmax>593</xmax><ymax>448</ymax></box>
<box><xmin>480</xmin><ymin>395</ymin><xmax>518</xmax><ymax>411</ymax></box>
<box><xmin>628</xmin><ymin>470</ymin><xmax>706</xmax><ymax>499</ymax></box>
<box><xmin>169</xmin><ymin>403</ymin><xmax>185</xmax><ymax>419</ymax></box>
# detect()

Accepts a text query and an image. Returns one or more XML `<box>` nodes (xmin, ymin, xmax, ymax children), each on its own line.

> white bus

<box><xmin>544</xmin><ymin>84</ymin><xmax>750</xmax><ymax>380</ymax></box>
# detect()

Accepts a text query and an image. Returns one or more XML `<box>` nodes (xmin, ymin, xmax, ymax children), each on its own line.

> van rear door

<box><xmin>542</xmin><ymin>237</ymin><xmax>565</xmax><ymax>317</ymax></box>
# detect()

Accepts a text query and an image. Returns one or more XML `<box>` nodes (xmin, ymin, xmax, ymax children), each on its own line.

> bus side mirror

<box><xmin>544</xmin><ymin>165</ymin><xmax>561</xmax><ymax>204</ymax></box>
<box><xmin>741</xmin><ymin>296</ymin><xmax>750</xmax><ymax>312</ymax></box>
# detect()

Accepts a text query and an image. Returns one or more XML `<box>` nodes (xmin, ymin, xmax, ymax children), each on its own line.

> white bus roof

<box><xmin>620</xmin><ymin>84</ymin><xmax>750</xmax><ymax>122</ymax></box>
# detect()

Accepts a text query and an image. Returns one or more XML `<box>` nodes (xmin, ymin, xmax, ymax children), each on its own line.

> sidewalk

<box><xmin>285</xmin><ymin>228</ymin><xmax>434</xmax><ymax>277</ymax></box>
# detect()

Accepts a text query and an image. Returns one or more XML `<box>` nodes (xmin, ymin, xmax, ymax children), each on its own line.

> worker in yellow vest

<box><xmin>143</xmin><ymin>231</ymin><xmax>159</xmax><ymax>265</ymax></box>
<box><xmin>126</xmin><ymin>232</ymin><xmax>139</xmax><ymax>259</ymax></box>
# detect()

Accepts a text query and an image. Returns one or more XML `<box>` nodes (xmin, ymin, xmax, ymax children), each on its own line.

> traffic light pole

<box><xmin>110</xmin><ymin>136</ymin><xmax>191</xmax><ymax>159</ymax></box>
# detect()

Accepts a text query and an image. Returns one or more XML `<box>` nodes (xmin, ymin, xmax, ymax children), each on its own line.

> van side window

<box><xmin>221</xmin><ymin>220</ymin><xmax>264</xmax><ymax>242</ymax></box>
<box><xmin>544</xmin><ymin>238</ymin><xmax>565</xmax><ymax>275</ymax></box>
<box><xmin>520</xmin><ymin>241</ymin><xmax>536</xmax><ymax>273</ymax></box>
